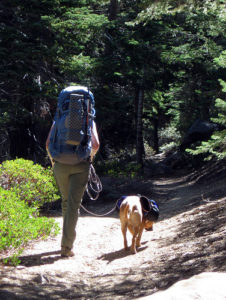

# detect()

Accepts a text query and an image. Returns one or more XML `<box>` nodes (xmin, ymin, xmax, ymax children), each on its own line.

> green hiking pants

<box><xmin>53</xmin><ymin>160</ymin><xmax>90</xmax><ymax>249</ymax></box>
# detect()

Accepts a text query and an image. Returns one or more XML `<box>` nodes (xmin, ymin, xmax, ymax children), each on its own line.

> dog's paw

<box><xmin>130</xmin><ymin>247</ymin><xmax>137</xmax><ymax>254</ymax></box>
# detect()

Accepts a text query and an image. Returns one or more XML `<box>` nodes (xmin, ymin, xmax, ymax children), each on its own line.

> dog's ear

<box><xmin>139</xmin><ymin>196</ymin><xmax>150</xmax><ymax>212</ymax></box>
<box><xmin>147</xmin><ymin>199</ymin><xmax>160</xmax><ymax>221</ymax></box>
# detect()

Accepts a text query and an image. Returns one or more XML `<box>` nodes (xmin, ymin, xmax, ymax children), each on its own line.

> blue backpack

<box><xmin>48</xmin><ymin>86</ymin><xmax>95</xmax><ymax>164</ymax></box>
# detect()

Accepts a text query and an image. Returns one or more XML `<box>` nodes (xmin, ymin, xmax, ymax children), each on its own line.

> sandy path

<box><xmin>0</xmin><ymin>175</ymin><xmax>226</xmax><ymax>299</ymax></box>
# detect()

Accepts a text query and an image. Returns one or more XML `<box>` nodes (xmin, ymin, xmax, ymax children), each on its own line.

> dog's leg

<box><xmin>131</xmin><ymin>227</ymin><xmax>139</xmax><ymax>254</ymax></box>
<box><xmin>121</xmin><ymin>222</ymin><xmax>129</xmax><ymax>251</ymax></box>
<box><xmin>136</xmin><ymin>225</ymin><xmax>144</xmax><ymax>248</ymax></box>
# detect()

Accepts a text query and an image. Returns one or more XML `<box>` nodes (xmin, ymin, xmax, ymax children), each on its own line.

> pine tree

<box><xmin>187</xmin><ymin>51</ymin><xmax>226</xmax><ymax>160</ymax></box>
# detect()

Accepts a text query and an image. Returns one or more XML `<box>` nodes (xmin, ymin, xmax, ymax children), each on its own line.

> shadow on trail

<box><xmin>80</xmin><ymin>175</ymin><xmax>214</xmax><ymax>223</ymax></box>
<box><xmin>80</xmin><ymin>171</ymin><xmax>224</xmax><ymax>222</ymax></box>
<box><xmin>98</xmin><ymin>245</ymin><xmax>148</xmax><ymax>264</ymax></box>
<box><xmin>148</xmin><ymin>170</ymin><xmax>226</xmax><ymax>221</ymax></box>
<box><xmin>1</xmin><ymin>196</ymin><xmax>225</xmax><ymax>300</ymax></box>
<box><xmin>80</xmin><ymin>175</ymin><xmax>197</xmax><ymax>221</ymax></box>
<box><xmin>158</xmin><ymin>197</ymin><xmax>226</xmax><ymax>250</ymax></box>
<box><xmin>0</xmin><ymin>251</ymin><xmax>223</xmax><ymax>300</ymax></box>
<box><xmin>18</xmin><ymin>250</ymin><xmax>62</xmax><ymax>267</ymax></box>
<box><xmin>98</xmin><ymin>248</ymin><xmax>133</xmax><ymax>263</ymax></box>
<box><xmin>1</xmin><ymin>164</ymin><xmax>225</xmax><ymax>299</ymax></box>
<box><xmin>43</xmin><ymin>161</ymin><xmax>226</xmax><ymax>224</ymax></box>
<box><xmin>0</xmin><ymin>251</ymin><xmax>62</xmax><ymax>269</ymax></box>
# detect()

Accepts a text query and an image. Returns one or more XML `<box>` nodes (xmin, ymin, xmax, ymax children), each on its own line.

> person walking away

<box><xmin>46</xmin><ymin>86</ymin><xmax>100</xmax><ymax>257</ymax></box>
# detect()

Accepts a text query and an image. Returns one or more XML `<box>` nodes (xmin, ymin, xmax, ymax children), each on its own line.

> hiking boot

<box><xmin>61</xmin><ymin>247</ymin><xmax>75</xmax><ymax>257</ymax></box>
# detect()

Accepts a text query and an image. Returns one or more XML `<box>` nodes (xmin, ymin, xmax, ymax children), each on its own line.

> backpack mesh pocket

<box><xmin>66</xmin><ymin>94</ymin><xmax>85</xmax><ymax>145</ymax></box>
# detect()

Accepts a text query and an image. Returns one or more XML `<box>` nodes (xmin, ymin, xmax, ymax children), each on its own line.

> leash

<box><xmin>80</xmin><ymin>202</ymin><xmax>117</xmax><ymax>217</ymax></box>
<box><xmin>85</xmin><ymin>163</ymin><xmax>102</xmax><ymax>200</ymax></box>
<box><xmin>81</xmin><ymin>163</ymin><xmax>119</xmax><ymax>216</ymax></box>
<box><xmin>82</xmin><ymin>164</ymin><xmax>127</xmax><ymax>217</ymax></box>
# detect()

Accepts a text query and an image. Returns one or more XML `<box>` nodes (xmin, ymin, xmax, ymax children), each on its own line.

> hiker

<box><xmin>46</xmin><ymin>86</ymin><xmax>100</xmax><ymax>257</ymax></box>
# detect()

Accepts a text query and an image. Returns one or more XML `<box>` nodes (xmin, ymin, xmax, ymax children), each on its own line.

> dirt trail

<box><xmin>0</xmin><ymin>171</ymin><xmax>226</xmax><ymax>299</ymax></box>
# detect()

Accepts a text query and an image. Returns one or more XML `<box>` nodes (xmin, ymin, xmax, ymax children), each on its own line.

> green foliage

<box><xmin>0</xmin><ymin>0</ymin><xmax>108</xmax><ymax>162</ymax></box>
<box><xmin>97</xmin><ymin>159</ymin><xmax>143</xmax><ymax>179</ymax></box>
<box><xmin>46</xmin><ymin>5</ymin><xmax>108</xmax><ymax>82</ymax></box>
<box><xmin>0</xmin><ymin>0</ymin><xmax>226</xmax><ymax>164</ymax></box>
<box><xmin>0</xmin><ymin>159</ymin><xmax>60</xmax><ymax>208</ymax></box>
<box><xmin>186</xmin><ymin>130</ymin><xmax>226</xmax><ymax>160</ymax></box>
<box><xmin>135</xmin><ymin>0</ymin><xmax>225</xmax><ymax>23</ymax></box>
<box><xmin>0</xmin><ymin>187</ymin><xmax>60</xmax><ymax>266</ymax></box>
<box><xmin>159</xmin><ymin>125</ymin><xmax>181</xmax><ymax>153</ymax></box>
<box><xmin>158</xmin><ymin>8</ymin><xmax>225</xmax><ymax>135</ymax></box>
<box><xmin>187</xmin><ymin>79</ymin><xmax>226</xmax><ymax>160</ymax></box>
<box><xmin>214</xmin><ymin>50</ymin><xmax>226</xmax><ymax>68</ymax></box>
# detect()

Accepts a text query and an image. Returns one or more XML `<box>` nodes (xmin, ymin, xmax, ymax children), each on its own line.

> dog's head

<box><xmin>140</xmin><ymin>195</ymin><xmax>159</xmax><ymax>229</ymax></box>
<box><xmin>146</xmin><ymin>205</ymin><xmax>159</xmax><ymax>221</ymax></box>
<box><xmin>144</xmin><ymin>219</ymin><xmax>154</xmax><ymax>231</ymax></box>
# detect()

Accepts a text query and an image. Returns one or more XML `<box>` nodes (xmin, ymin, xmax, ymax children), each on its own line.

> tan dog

<box><xmin>119</xmin><ymin>195</ymin><xmax>158</xmax><ymax>254</ymax></box>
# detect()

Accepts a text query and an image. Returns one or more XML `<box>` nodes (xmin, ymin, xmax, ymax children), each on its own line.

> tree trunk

<box><xmin>153</xmin><ymin>117</ymin><xmax>159</xmax><ymax>154</ymax></box>
<box><xmin>136</xmin><ymin>87</ymin><xmax>145</xmax><ymax>165</ymax></box>
<box><xmin>108</xmin><ymin>0</ymin><xmax>119</xmax><ymax>20</ymax></box>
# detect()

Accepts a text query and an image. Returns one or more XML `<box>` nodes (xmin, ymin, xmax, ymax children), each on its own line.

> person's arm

<box><xmin>46</xmin><ymin>122</ymin><xmax>55</xmax><ymax>166</ymax></box>
<box><xmin>91</xmin><ymin>121</ymin><xmax>100</xmax><ymax>160</ymax></box>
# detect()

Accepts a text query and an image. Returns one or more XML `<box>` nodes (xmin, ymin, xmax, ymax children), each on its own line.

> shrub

<box><xmin>0</xmin><ymin>158</ymin><xmax>60</xmax><ymax>208</ymax></box>
<box><xmin>97</xmin><ymin>159</ymin><xmax>142</xmax><ymax>178</ymax></box>
<box><xmin>0</xmin><ymin>187</ymin><xmax>60</xmax><ymax>265</ymax></box>
<box><xmin>159</xmin><ymin>125</ymin><xmax>181</xmax><ymax>154</ymax></box>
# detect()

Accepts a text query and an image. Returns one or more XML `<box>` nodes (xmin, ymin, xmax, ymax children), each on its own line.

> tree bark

<box><xmin>136</xmin><ymin>87</ymin><xmax>145</xmax><ymax>165</ymax></box>
<box><xmin>153</xmin><ymin>117</ymin><xmax>159</xmax><ymax>154</ymax></box>
<box><xmin>108</xmin><ymin>0</ymin><xmax>119</xmax><ymax>20</ymax></box>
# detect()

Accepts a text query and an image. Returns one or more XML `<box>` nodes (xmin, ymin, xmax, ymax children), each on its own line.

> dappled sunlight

<box><xmin>1</xmin><ymin>171</ymin><xmax>225</xmax><ymax>299</ymax></box>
